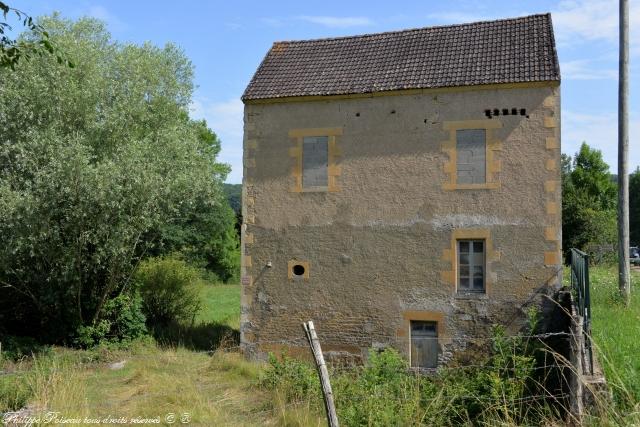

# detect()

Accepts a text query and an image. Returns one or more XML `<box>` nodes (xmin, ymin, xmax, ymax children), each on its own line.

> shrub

<box><xmin>74</xmin><ymin>292</ymin><xmax>147</xmax><ymax>347</ymax></box>
<box><xmin>260</xmin><ymin>353</ymin><xmax>320</xmax><ymax>403</ymax></box>
<box><xmin>135</xmin><ymin>256</ymin><xmax>202</xmax><ymax>330</ymax></box>
<box><xmin>334</xmin><ymin>349</ymin><xmax>422</xmax><ymax>426</ymax></box>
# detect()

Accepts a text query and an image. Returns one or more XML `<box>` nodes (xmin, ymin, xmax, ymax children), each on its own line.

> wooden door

<box><xmin>410</xmin><ymin>321</ymin><xmax>438</xmax><ymax>368</ymax></box>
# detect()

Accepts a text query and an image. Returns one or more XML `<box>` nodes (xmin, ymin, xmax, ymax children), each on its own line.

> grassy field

<box><xmin>0</xmin><ymin>283</ymin><xmax>301</xmax><ymax>426</ymax></box>
<box><xmin>0</xmin><ymin>282</ymin><xmax>328</xmax><ymax>425</ymax></box>
<box><xmin>196</xmin><ymin>283</ymin><xmax>241</xmax><ymax>329</ymax></box>
<box><xmin>2</xmin><ymin>270</ymin><xmax>639</xmax><ymax>426</ymax></box>
<box><xmin>589</xmin><ymin>266</ymin><xmax>640</xmax><ymax>412</ymax></box>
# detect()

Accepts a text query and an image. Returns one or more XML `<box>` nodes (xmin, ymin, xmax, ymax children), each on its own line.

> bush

<box><xmin>135</xmin><ymin>256</ymin><xmax>202</xmax><ymax>330</ymax></box>
<box><xmin>260</xmin><ymin>353</ymin><xmax>320</xmax><ymax>402</ymax></box>
<box><xmin>74</xmin><ymin>292</ymin><xmax>147</xmax><ymax>347</ymax></box>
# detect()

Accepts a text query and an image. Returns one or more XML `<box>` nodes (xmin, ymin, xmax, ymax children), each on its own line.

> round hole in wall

<box><xmin>292</xmin><ymin>264</ymin><xmax>306</xmax><ymax>276</ymax></box>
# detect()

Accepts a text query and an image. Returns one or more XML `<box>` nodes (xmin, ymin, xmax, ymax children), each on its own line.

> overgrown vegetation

<box><xmin>590</xmin><ymin>266</ymin><xmax>640</xmax><ymax>419</ymax></box>
<box><xmin>261</xmin><ymin>318</ymin><xmax>567</xmax><ymax>426</ymax></box>
<box><xmin>2</xmin><ymin>267</ymin><xmax>639</xmax><ymax>425</ymax></box>
<box><xmin>0</xmin><ymin>15</ymin><xmax>238</xmax><ymax>346</ymax></box>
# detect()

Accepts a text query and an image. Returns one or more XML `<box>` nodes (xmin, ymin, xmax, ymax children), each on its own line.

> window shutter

<box><xmin>456</xmin><ymin>129</ymin><xmax>486</xmax><ymax>184</ymax></box>
<box><xmin>302</xmin><ymin>136</ymin><xmax>329</xmax><ymax>188</ymax></box>
<box><xmin>410</xmin><ymin>321</ymin><xmax>438</xmax><ymax>368</ymax></box>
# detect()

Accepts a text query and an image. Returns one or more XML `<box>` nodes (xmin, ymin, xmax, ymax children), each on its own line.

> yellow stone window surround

<box><xmin>441</xmin><ymin>119</ymin><xmax>503</xmax><ymax>190</ymax></box>
<box><xmin>288</xmin><ymin>127</ymin><xmax>342</xmax><ymax>193</ymax></box>
<box><xmin>441</xmin><ymin>228</ymin><xmax>500</xmax><ymax>295</ymax></box>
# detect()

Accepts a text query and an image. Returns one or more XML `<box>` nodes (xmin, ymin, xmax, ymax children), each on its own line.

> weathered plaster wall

<box><xmin>241</xmin><ymin>84</ymin><xmax>561</xmax><ymax>364</ymax></box>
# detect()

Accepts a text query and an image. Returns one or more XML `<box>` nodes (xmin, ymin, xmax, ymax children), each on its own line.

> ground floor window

<box><xmin>410</xmin><ymin>320</ymin><xmax>438</xmax><ymax>368</ymax></box>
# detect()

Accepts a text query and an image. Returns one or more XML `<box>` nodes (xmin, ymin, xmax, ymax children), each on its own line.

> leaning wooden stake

<box><xmin>303</xmin><ymin>320</ymin><xmax>339</xmax><ymax>427</ymax></box>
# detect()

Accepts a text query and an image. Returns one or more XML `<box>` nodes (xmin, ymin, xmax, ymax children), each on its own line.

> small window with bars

<box><xmin>457</xmin><ymin>240</ymin><xmax>485</xmax><ymax>292</ymax></box>
<box><xmin>302</xmin><ymin>136</ymin><xmax>329</xmax><ymax>189</ymax></box>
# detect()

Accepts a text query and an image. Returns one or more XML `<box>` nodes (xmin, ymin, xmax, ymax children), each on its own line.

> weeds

<box><xmin>261</xmin><ymin>322</ymin><xmax>562</xmax><ymax>426</ymax></box>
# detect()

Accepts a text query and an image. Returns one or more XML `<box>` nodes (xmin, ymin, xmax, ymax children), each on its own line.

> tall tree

<box><xmin>0</xmin><ymin>2</ymin><xmax>72</xmax><ymax>68</ymax></box>
<box><xmin>562</xmin><ymin>143</ymin><xmax>617</xmax><ymax>261</ymax></box>
<box><xmin>0</xmin><ymin>16</ymin><xmax>235</xmax><ymax>342</ymax></box>
<box><xmin>618</xmin><ymin>0</ymin><xmax>630</xmax><ymax>301</ymax></box>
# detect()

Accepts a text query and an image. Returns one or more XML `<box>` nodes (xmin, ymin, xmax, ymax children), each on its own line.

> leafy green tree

<box><xmin>0</xmin><ymin>15</ymin><xmax>235</xmax><ymax>343</ymax></box>
<box><xmin>223</xmin><ymin>183</ymin><xmax>243</xmax><ymax>238</ymax></box>
<box><xmin>0</xmin><ymin>3</ymin><xmax>72</xmax><ymax>68</ymax></box>
<box><xmin>562</xmin><ymin>143</ymin><xmax>617</xmax><ymax>261</ymax></box>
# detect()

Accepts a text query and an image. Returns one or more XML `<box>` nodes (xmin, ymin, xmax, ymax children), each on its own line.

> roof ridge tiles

<box><xmin>272</xmin><ymin>13</ymin><xmax>552</xmax><ymax>45</ymax></box>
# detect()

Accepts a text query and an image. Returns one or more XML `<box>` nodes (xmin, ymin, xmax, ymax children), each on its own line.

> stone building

<box><xmin>240</xmin><ymin>14</ymin><xmax>561</xmax><ymax>367</ymax></box>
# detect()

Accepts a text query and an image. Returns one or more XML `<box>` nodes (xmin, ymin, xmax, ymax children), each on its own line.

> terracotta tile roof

<box><xmin>242</xmin><ymin>14</ymin><xmax>560</xmax><ymax>101</ymax></box>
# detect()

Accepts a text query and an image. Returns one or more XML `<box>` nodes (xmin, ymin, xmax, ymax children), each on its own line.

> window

<box><xmin>410</xmin><ymin>321</ymin><xmax>438</xmax><ymax>368</ymax></box>
<box><xmin>302</xmin><ymin>136</ymin><xmax>329</xmax><ymax>188</ymax></box>
<box><xmin>288</xmin><ymin>127</ymin><xmax>342</xmax><ymax>192</ymax></box>
<box><xmin>458</xmin><ymin>240</ymin><xmax>485</xmax><ymax>292</ymax></box>
<box><xmin>456</xmin><ymin>129</ymin><xmax>486</xmax><ymax>184</ymax></box>
<box><xmin>441</xmin><ymin>119</ymin><xmax>501</xmax><ymax>190</ymax></box>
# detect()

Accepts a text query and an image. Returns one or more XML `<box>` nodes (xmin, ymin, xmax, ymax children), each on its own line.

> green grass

<box><xmin>3</xmin><ymin>269</ymin><xmax>639</xmax><ymax>426</ymax></box>
<box><xmin>196</xmin><ymin>283</ymin><xmax>240</xmax><ymax>329</ymax></box>
<box><xmin>0</xmin><ymin>282</ymin><xmax>271</xmax><ymax>426</ymax></box>
<box><xmin>1</xmin><ymin>342</ymin><xmax>278</xmax><ymax>426</ymax></box>
<box><xmin>589</xmin><ymin>265</ymin><xmax>640</xmax><ymax>412</ymax></box>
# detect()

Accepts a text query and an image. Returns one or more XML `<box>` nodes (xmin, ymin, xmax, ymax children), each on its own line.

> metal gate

<box><xmin>570</xmin><ymin>248</ymin><xmax>593</xmax><ymax>375</ymax></box>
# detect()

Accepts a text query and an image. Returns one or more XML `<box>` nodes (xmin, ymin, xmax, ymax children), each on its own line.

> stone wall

<box><xmin>241</xmin><ymin>83</ymin><xmax>562</xmax><ymax>364</ymax></box>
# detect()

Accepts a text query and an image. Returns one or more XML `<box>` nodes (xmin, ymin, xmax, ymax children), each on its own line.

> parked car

<box><xmin>631</xmin><ymin>247</ymin><xmax>640</xmax><ymax>265</ymax></box>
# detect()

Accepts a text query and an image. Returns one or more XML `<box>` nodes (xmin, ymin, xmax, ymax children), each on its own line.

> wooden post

<box><xmin>303</xmin><ymin>320</ymin><xmax>339</xmax><ymax>427</ymax></box>
<box><xmin>618</xmin><ymin>0</ymin><xmax>631</xmax><ymax>302</ymax></box>
<box><xmin>570</xmin><ymin>314</ymin><xmax>584</xmax><ymax>421</ymax></box>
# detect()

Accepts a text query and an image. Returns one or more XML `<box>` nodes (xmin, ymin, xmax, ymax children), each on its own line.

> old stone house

<box><xmin>240</xmin><ymin>14</ymin><xmax>561</xmax><ymax>368</ymax></box>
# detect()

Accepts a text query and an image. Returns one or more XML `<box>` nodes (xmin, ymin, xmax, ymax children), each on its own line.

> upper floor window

<box><xmin>302</xmin><ymin>136</ymin><xmax>329</xmax><ymax>189</ymax></box>
<box><xmin>458</xmin><ymin>239</ymin><xmax>485</xmax><ymax>292</ymax></box>
<box><xmin>288</xmin><ymin>127</ymin><xmax>342</xmax><ymax>192</ymax></box>
<box><xmin>441</xmin><ymin>120</ymin><xmax>502</xmax><ymax>190</ymax></box>
<box><xmin>456</xmin><ymin>129</ymin><xmax>486</xmax><ymax>185</ymax></box>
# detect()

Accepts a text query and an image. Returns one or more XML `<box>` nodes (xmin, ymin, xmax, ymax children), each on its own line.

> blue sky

<box><xmin>19</xmin><ymin>0</ymin><xmax>639</xmax><ymax>182</ymax></box>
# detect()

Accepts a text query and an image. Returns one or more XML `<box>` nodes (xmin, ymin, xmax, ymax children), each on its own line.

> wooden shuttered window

<box><xmin>410</xmin><ymin>320</ymin><xmax>438</xmax><ymax>369</ymax></box>
<box><xmin>302</xmin><ymin>136</ymin><xmax>329</xmax><ymax>188</ymax></box>
<box><xmin>456</xmin><ymin>129</ymin><xmax>486</xmax><ymax>184</ymax></box>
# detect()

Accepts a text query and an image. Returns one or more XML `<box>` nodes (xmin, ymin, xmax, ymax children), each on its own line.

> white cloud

<box><xmin>561</xmin><ymin>59</ymin><xmax>617</xmax><ymax>80</ymax></box>
<box><xmin>552</xmin><ymin>0</ymin><xmax>640</xmax><ymax>53</ymax></box>
<box><xmin>562</xmin><ymin>110</ymin><xmax>640</xmax><ymax>173</ymax></box>
<box><xmin>296</xmin><ymin>15</ymin><xmax>374</xmax><ymax>28</ymax></box>
<box><xmin>190</xmin><ymin>98</ymin><xmax>244</xmax><ymax>183</ymax></box>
